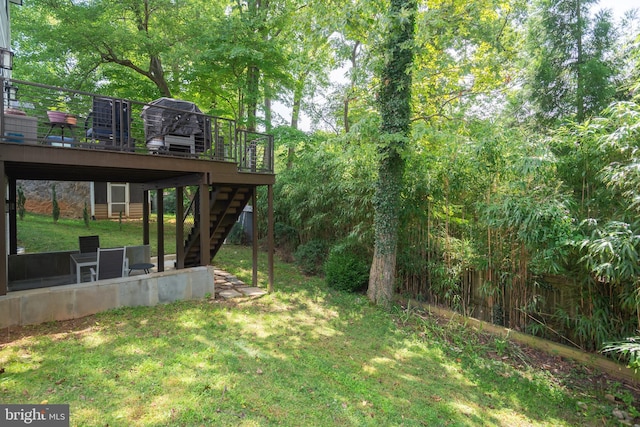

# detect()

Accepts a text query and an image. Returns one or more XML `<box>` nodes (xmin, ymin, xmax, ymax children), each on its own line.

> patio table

<box><xmin>129</xmin><ymin>262</ymin><xmax>155</xmax><ymax>275</ymax></box>
<box><xmin>70</xmin><ymin>252</ymin><xmax>97</xmax><ymax>283</ymax></box>
<box><xmin>44</xmin><ymin>122</ymin><xmax>77</xmax><ymax>145</ymax></box>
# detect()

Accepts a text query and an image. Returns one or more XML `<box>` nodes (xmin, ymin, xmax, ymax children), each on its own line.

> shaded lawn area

<box><xmin>0</xmin><ymin>246</ymin><xmax>628</xmax><ymax>426</ymax></box>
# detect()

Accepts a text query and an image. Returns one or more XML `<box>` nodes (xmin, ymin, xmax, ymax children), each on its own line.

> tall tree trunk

<box><xmin>575</xmin><ymin>0</ymin><xmax>584</xmax><ymax>122</ymax></box>
<box><xmin>368</xmin><ymin>154</ymin><xmax>405</xmax><ymax>305</ymax></box>
<box><xmin>264</xmin><ymin>96</ymin><xmax>272</xmax><ymax>131</ymax></box>
<box><xmin>244</xmin><ymin>0</ymin><xmax>263</xmax><ymax>132</ymax></box>
<box><xmin>343</xmin><ymin>41</ymin><xmax>360</xmax><ymax>134</ymax></box>
<box><xmin>291</xmin><ymin>77</ymin><xmax>304</xmax><ymax>129</ymax></box>
<box><xmin>288</xmin><ymin>77</ymin><xmax>305</xmax><ymax>169</ymax></box>
<box><xmin>264</xmin><ymin>80</ymin><xmax>273</xmax><ymax>133</ymax></box>
<box><xmin>149</xmin><ymin>56</ymin><xmax>171</xmax><ymax>98</ymax></box>
<box><xmin>246</xmin><ymin>65</ymin><xmax>260</xmax><ymax>132</ymax></box>
<box><xmin>367</xmin><ymin>0</ymin><xmax>416</xmax><ymax>307</ymax></box>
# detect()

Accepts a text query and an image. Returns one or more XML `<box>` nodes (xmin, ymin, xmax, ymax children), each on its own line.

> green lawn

<box><xmin>0</xmin><ymin>216</ymin><xmax>632</xmax><ymax>426</ymax></box>
<box><xmin>16</xmin><ymin>212</ymin><xmax>176</xmax><ymax>255</ymax></box>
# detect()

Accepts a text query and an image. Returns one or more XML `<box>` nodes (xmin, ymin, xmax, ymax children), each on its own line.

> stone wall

<box><xmin>18</xmin><ymin>180</ymin><xmax>91</xmax><ymax>218</ymax></box>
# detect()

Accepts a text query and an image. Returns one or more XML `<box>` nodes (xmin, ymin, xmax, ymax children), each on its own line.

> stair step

<box><xmin>182</xmin><ymin>185</ymin><xmax>253</xmax><ymax>267</ymax></box>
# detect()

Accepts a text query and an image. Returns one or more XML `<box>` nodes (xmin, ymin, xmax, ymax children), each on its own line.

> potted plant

<box><xmin>47</xmin><ymin>97</ymin><xmax>74</xmax><ymax>124</ymax></box>
<box><xmin>64</xmin><ymin>114</ymin><xmax>77</xmax><ymax>125</ymax></box>
<box><xmin>46</xmin><ymin>110</ymin><xmax>67</xmax><ymax>124</ymax></box>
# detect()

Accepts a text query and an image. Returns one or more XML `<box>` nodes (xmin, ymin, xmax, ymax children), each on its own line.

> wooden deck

<box><xmin>0</xmin><ymin>79</ymin><xmax>275</xmax><ymax>297</ymax></box>
<box><xmin>0</xmin><ymin>142</ymin><xmax>275</xmax><ymax>296</ymax></box>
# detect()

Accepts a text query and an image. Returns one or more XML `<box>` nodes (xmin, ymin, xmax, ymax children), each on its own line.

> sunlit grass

<box><xmin>16</xmin><ymin>212</ymin><xmax>176</xmax><ymax>255</ymax></box>
<box><xmin>0</xmin><ymin>242</ymin><xmax>625</xmax><ymax>425</ymax></box>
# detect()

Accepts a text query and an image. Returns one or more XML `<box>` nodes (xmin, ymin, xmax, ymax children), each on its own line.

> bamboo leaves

<box><xmin>579</xmin><ymin>221</ymin><xmax>640</xmax><ymax>286</ymax></box>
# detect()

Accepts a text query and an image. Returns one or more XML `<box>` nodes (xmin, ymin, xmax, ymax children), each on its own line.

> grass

<box><xmin>0</xmin><ymin>216</ymin><xmax>633</xmax><ymax>425</ymax></box>
<box><xmin>16</xmin><ymin>212</ymin><xmax>177</xmax><ymax>255</ymax></box>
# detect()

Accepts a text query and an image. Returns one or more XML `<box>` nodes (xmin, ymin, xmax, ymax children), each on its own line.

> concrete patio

<box><xmin>0</xmin><ymin>254</ymin><xmax>267</xmax><ymax>329</ymax></box>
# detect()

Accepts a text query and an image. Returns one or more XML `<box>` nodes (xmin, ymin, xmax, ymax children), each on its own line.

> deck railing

<box><xmin>0</xmin><ymin>78</ymin><xmax>274</xmax><ymax>173</ymax></box>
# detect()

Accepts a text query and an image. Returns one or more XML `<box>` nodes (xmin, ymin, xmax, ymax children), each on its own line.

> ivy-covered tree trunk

<box><xmin>367</xmin><ymin>0</ymin><xmax>415</xmax><ymax>306</ymax></box>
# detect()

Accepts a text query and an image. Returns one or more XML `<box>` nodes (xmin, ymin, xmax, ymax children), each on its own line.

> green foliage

<box><xmin>160</xmin><ymin>187</ymin><xmax>198</xmax><ymax>216</ymax></box>
<box><xmin>482</xmin><ymin>188</ymin><xmax>577</xmax><ymax>276</ymax></box>
<box><xmin>226</xmin><ymin>221</ymin><xmax>250</xmax><ymax>246</ymax></box>
<box><xmin>83</xmin><ymin>201</ymin><xmax>90</xmax><ymax>228</ymax></box>
<box><xmin>273</xmin><ymin>222</ymin><xmax>298</xmax><ymax>260</ymax></box>
<box><xmin>51</xmin><ymin>184</ymin><xmax>60</xmax><ymax>224</ymax></box>
<box><xmin>603</xmin><ymin>337</ymin><xmax>640</xmax><ymax>372</ymax></box>
<box><xmin>272</xmin><ymin>131</ymin><xmax>376</xmax><ymax>247</ymax></box>
<box><xmin>17</xmin><ymin>187</ymin><xmax>26</xmax><ymax>220</ymax></box>
<box><xmin>412</xmin><ymin>1</ymin><xmax>523</xmax><ymax>124</ymax></box>
<box><xmin>324</xmin><ymin>239</ymin><xmax>371</xmax><ymax>293</ymax></box>
<box><xmin>11</xmin><ymin>0</ymin><xmax>210</xmax><ymax>98</ymax></box>
<box><xmin>294</xmin><ymin>240</ymin><xmax>327</xmax><ymax>276</ymax></box>
<box><xmin>580</xmin><ymin>221</ymin><xmax>640</xmax><ymax>288</ymax></box>
<box><xmin>524</xmin><ymin>0</ymin><xmax>620</xmax><ymax>125</ymax></box>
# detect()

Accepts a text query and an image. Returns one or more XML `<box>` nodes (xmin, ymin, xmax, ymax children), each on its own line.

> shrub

<box><xmin>51</xmin><ymin>184</ymin><xmax>60</xmax><ymax>223</ymax></box>
<box><xmin>17</xmin><ymin>186</ymin><xmax>26</xmax><ymax>220</ymax></box>
<box><xmin>294</xmin><ymin>240</ymin><xmax>327</xmax><ymax>276</ymax></box>
<box><xmin>324</xmin><ymin>240</ymin><xmax>370</xmax><ymax>293</ymax></box>
<box><xmin>83</xmin><ymin>201</ymin><xmax>90</xmax><ymax>228</ymax></box>
<box><xmin>227</xmin><ymin>222</ymin><xmax>249</xmax><ymax>245</ymax></box>
<box><xmin>274</xmin><ymin>222</ymin><xmax>298</xmax><ymax>260</ymax></box>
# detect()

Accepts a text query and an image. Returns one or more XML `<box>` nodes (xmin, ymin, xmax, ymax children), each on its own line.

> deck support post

<box><xmin>176</xmin><ymin>186</ymin><xmax>184</xmax><ymax>269</ymax></box>
<box><xmin>199</xmin><ymin>180</ymin><xmax>209</xmax><ymax>266</ymax></box>
<box><xmin>0</xmin><ymin>161</ymin><xmax>6</xmax><ymax>296</ymax></box>
<box><xmin>8</xmin><ymin>178</ymin><xmax>16</xmax><ymax>255</ymax></box>
<box><xmin>143</xmin><ymin>191</ymin><xmax>150</xmax><ymax>245</ymax></box>
<box><xmin>252</xmin><ymin>188</ymin><xmax>258</xmax><ymax>287</ymax></box>
<box><xmin>157</xmin><ymin>190</ymin><xmax>164</xmax><ymax>272</ymax></box>
<box><xmin>268</xmin><ymin>184</ymin><xmax>274</xmax><ymax>293</ymax></box>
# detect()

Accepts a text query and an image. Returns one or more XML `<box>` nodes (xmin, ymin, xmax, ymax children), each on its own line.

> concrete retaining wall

<box><xmin>0</xmin><ymin>266</ymin><xmax>215</xmax><ymax>329</ymax></box>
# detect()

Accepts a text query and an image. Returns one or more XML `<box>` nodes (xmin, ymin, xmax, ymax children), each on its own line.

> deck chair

<box><xmin>125</xmin><ymin>244</ymin><xmax>150</xmax><ymax>266</ymax></box>
<box><xmin>90</xmin><ymin>247</ymin><xmax>127</xmax><ymax>281</ymax></box>
<box><xmin>79</xmin><ymin>235</ymin><xmax>100</xmax><ymax>254</ymax></box>
<box><xmin>86</xmin><ymin>97</ymin><xmax>132</xmax><ymax>149</ymax></box>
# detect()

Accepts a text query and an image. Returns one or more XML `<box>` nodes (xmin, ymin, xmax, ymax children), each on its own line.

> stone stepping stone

<box><xmin>218</xmin><ymin>289</ymin><xmax>244</xmax><ymax>299</ymax></box>
<box><xmin>239</xmin><ymin>287</ymin><xmax>267</xmax><ymax>297</ymax></box>
<box><xmin>216</xmin><ymin>271</ymin><xmax>234</xmax><ymax>278</ymax></box>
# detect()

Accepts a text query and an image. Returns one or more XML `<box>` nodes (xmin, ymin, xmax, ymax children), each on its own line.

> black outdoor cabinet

<box><xmin>86</xmin><ymin>97</ymin><xmax>132</xmax><ymax>149</ymax></box>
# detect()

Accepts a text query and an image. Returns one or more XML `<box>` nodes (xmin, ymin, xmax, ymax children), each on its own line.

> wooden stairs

<box><xmin>182</xmin><ymin>185</ymin><xmax>254</xmax><ymax>267</ymax></box>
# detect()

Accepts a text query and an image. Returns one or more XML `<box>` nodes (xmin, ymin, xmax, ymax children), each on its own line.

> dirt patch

<box><xmin>409</xmin><ymin>302</ymin><xmax>640</xmax><ymax>422</ymax></box>
<box><xmin>0</xmin><ymin>316</ymin><xmax>100</xmax><ymax>345</ymax></box>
